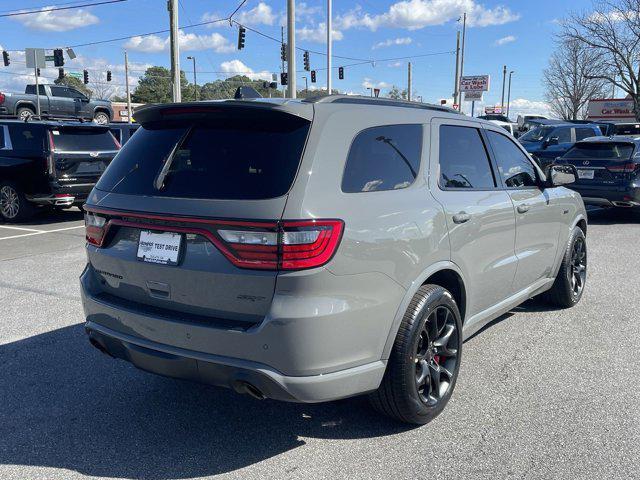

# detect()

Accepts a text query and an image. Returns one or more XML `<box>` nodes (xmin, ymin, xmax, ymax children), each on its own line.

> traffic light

<box><xmin>83</xmin><ymin>69</ymin><xmax>89</xmax><ymax>84</ymax></box>
<box><xmin>338</xmin><ymin>66</ymin><xmax>344</xmax><ymax>80</ymax></box>
<box><xmin>310</xmin><ymin>70</ymin><xmax>316</xmax><ymax>83</ymax></box>
<box><xmin>280</xmin><ymin>72</ymin><xmax>288</xmax><ymax>86</ymax></box>
<box><xmin>2</xmin><ymin>50</ymin><xmax>9</xmax><ymax>66</ymax></box>
<box><xmin>237</xmin><ymin>26</ymin><xmax>246</xmax><ymax>50</ymax></box>
<box><xmin>106</xmin><ymin>70</ymin><xmax>112</xmax><ymax>82</ymax></box>
<box><xmin>36</xmin><ymin>68</ymin><xmax>41</xmax><ymax>76</ymax></box>
<box><xmin>53</xmin><ymin>48</ymin><xmax>64</xmax><ymax>67</ymax></box>
<box><xmin>280</xmin><ymin>43</ymin><xmax>287</xmax><ymax>62</ymax></box>
<box><xmin>58</xmin><ymin>68</ymin><xmax>64</xmax><ymax>80</ymax></box>
<box><xmin>303</xmin><ymin>51</ymin><xmax>310</xmax><ymax>71</ymax></box>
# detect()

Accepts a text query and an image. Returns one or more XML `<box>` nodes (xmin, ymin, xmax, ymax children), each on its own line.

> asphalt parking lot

<box><xmin>0</xmin><ymin>207</ymin><xmax>639</xmax><ymax>480</ymax></box>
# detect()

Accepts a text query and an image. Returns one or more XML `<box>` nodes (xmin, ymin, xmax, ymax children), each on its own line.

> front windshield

<box><xmin>520</xmin><ymin>126</ymin><xmax>554</xmax><ymax>142</ymax></box>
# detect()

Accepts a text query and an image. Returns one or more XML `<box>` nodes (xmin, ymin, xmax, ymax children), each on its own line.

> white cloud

<box><xmin>219</xmin><ymin>59</ymin><xmax>273</xmax><ymax>81</ymax></box>
<box><xmin>124</xmin><ymin>30</ymin><xmax>234</xmax><ymax>53</ymax></box>
<box><xmin>11</xmin><ymin>6</ymin><xmax>99</xmax><ymax>32</ymax></box>
<box><xmin>387</xmin><ymin>61</ymin><xmax>404</xmax><ymax>68</ymax></box>
<box><xmin>297</xmin><ymin>23</ymin><xmax>344</xmax><ymax>43</ymax></box>
<box><xmin>235</xmin><ymin>2</ymin><xmax>276</xmax><ymax>25</ymax></box>
<box><xmin>494</xmin><ymin>35</ymin><xmax>516</xmax><ymax>46</ymax></box>
<box><xmin>336</xmin><ymin>1</ymin><xmax>519</xmax><ymax>31</ymax></box>
<box><xmin>508</xmin><ymin>98</ymin><xmax>552</xmax><ymax>118</ymax></box>
<box><xmin>373</xmin><ymin>37</ymin><xmax>413</xmax><ymax>49</ymax></box>
<box><xmin>362</xmin><ymin>78</ymin><xmax>392</xmax><ymax>90</ymax></box>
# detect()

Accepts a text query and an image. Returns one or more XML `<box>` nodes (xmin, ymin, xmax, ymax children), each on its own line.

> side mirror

<box><xmin>546</xmin><ymin>164</ymin><xmax>577</xmax><ymax>187</ymax></box>
<box><xmin>81</xmin><ymin>96</ymin><xmax>90</xmax><ymax>103</ymax></box>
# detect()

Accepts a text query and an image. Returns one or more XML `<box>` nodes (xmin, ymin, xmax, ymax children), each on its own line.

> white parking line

<box><xmin>0</xmin><ymin>225</ymin><xmax>84</xmax><ymax>241</ymax></box>
<box><xmin>0</xmin><ymin>225</ymin><xmax>45</xmax><ymax>233</ymax></box>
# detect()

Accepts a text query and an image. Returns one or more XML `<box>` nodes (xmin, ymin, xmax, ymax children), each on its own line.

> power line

<box><xmin>0</xmin><ymin>0</ymin><xmax>126</xmax><ymax>17</ymax></box>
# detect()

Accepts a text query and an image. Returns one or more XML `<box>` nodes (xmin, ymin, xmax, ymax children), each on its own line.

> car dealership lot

<box><xmin>0</xmin><ymin>208</ymin><xmax>638</xmax><ymax>480</ymax></box>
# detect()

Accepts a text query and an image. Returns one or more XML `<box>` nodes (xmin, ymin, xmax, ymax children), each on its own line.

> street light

<box><xmin>366</xmin><ymin>87</ymin><xmax>372</xmax><ymax>97</ymax></box>
<box><xmin>187</xmin><ymin>56</ymin><xmax>197</xmax><ymax>101</ymax></box>
<box><xmin>507</xmin><ymin>70</ymin><xmax>514</xmax><ymax>119</ymax></box>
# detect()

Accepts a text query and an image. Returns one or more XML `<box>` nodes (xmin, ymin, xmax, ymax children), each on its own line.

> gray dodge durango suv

<box><xmin>81</xmin><ymin>96</ymin><xmax>587</xmax><ymax>424</ymax></box>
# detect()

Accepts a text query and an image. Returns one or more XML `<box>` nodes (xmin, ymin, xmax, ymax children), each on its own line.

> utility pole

<box><xmin>280</xmin><ymin>26</ymin><xmax>286</xmax><ymax>97</ymax></box>
<box><xmin>507</xmin><ymin>70</ymin><xmax>514</xmax><ymax>118</ymax></box>
<box><xmin>458</xmin><ymin>12</ymin><xmax>467</xmax><ymax>111</ymax></box>
<box><xmin>187</xmin><ymin>56</ymin><xmax>197</xmax><ymax>100</ymax></box>
<box><xmin>34</xmin><ymin>66</ymin><xmax>41</xmax><ymax>117</ymax></box>
<box><xmin>327</xmin><ymin>0</ymin><xmax>332</xmax><ymax>95</ymax></box>
<box><xmin>124</xmin><ymin>51</ymin><xmax>132</xmax><ymax>124</ymax></box>
<box><xmin>287</xmin><ymin>0</ymin><xmax>296</xmax><ymax>98</ymax></box>
<box><xmin>453</xmin><ymin>31</ymin><xmax>460</xmax><ymax>110</ymax></box>
<box><xmin>500</xmin><ymin>65</ymin><xmax>507</xmax><ymax>109</ymax></box>
<box><xmin>407</xmin><ymin>62</ymin><xmax>412</xmax><ymax>101</ymax></box>
<box><xmin>168</xmin><ymin>0</ymin><xmax>181</xmax><ymax>102</ymax></box>
<box><xmin>303</xmin><ymin>76</ymin><xmax>308</xmax><ymax>93</ymax></box>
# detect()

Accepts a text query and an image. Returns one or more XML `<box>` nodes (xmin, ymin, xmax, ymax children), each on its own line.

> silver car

<box><xmin>81</xmin><ymin>96</ymin><xmax>587</xmax><ymax>424</ymax></box>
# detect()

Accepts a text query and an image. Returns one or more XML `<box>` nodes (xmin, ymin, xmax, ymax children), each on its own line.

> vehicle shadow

<box><xmin>0</xmin><ymin>324</ymin><xmax>411</xmax><ymax>479</ymax></box>
<box><xmin>0</xmin><ymin>207</ymin><xmax>84</xmax><ymax>227</ymax></box>
<box><xmin>586</xmin><ymin>207</ymin><xmax>640</xmax><ymax>225</ymax></box>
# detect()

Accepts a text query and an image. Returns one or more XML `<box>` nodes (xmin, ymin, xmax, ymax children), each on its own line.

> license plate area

<box><xmin>578</xmin><ymin>169</ymin><xmax>595</xmax><ymax>180</ymax></box>
<box><xmin>136</xmin><ymin>230</ymin><xmax>183</xmax><ymax>265</ymax></box>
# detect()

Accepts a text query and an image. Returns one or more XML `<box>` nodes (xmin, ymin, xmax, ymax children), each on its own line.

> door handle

<box><xmin>517</xmin><ymin>204</ymin><xmax>530</xmax><ymax>214</ymax></box>
<box><xmin>452</xmin><ymin>212</ymin><xmax>471</xmax><ymax>224</ymax></box>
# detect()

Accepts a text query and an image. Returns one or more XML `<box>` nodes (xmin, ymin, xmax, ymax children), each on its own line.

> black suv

<box><xmin>0</xmin><ymin>120</ymin><xmax>120</xmax><ymax>221</ymax></box>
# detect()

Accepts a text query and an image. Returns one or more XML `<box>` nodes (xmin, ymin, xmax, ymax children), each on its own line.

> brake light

<box><xmin>46</xmin><ymin>131</ymin><xmax>55</xmax><ymax>175</ymax></box>
<box><xmin>85</xmin><ymin>213</ymin><xmax>107</xmax><ymax>246</ymax></box>
<box><xmin>0</xmin><ymin>92</ymin><xmax>5</xmax><ymax>104</ymax></box>
<box><xmin>216</xmin><ymin>219</ymin><xmax>344</xmax><ymax>271</ymax></box>
<box><xmin>606</xmin><ymin>162</ymin><xmax>637</xmax><ymax>173</ymax></box>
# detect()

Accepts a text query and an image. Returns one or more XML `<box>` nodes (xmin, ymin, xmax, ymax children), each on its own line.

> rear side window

<box><xmin>486</xmin><ymin>130</ymin><xmax>538</xmax><ymax>188</ymax></box>
<box><xmin>7</xmin><ymin>124</ymin><xmax>44</xmax><ymax>152</ymax></box>
<box><xmin>553</xmin><ymin>127</ymin><xmax>572</xmax><ymax>143</ymax></box>
<box><xmin>342</xmin><ymin>124</ymin><xmax>422</xmax><ymax>193</ymax></box>
<box><xmin>575</xmin><ymin>127</ymin><xmax>596</xmax><ymax>141</ymax></box>
<box><xmin>565</xmin><ymin>143</ymin><xmax>634</xmax><ymax>160</ymax></box>
<box><xmin>50</xmin><ymin>128</ymin><xmax>119</xmax><ymax>151</ymax></box>
<box><xmin>96</xmin><ymin>117</ymin><xmax>310</xmax><ymax>200</ymax></box>
<box><xmin>25</xmin><ymin>85</ymin><xmax>46</xmax><ymax>95</ymax></box>
<box><xmin>438</xmin><ymin>125</ymin><xmax>495</xmax><ymax>189</ymax></box>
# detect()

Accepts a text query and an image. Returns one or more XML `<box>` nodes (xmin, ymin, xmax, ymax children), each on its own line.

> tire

<box><xmin>16</xmin><ymin>107</ymin><xmax>35</xmax><ymax>121</ymax></box>
<box><xmin>93</xmin><ymin>111</ymin><xmax>110</xmax><ymax>125</ymax></box>
<box><xmin>544</xmin><ymin>226</ymin><xmax>587</xmax><ymax>308</ymax></box>
<box><xmin>369</xmin><ymin>284</ymin><xmax>463</xmax><ymax>425</ymax></box>
<box><xmin>0</xmin><ymin>181</ymin><xmax>35</xmax><ymax>222</ymax></box>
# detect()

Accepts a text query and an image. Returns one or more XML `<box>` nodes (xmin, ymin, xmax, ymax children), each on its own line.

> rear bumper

<box><xmin>27</xmin><ymin>182</ymin><xmax>95</xmax><ymax>206</ymax></box>
<box><xmin>572</xmin><ymin>184</ymin><xmax>640</xmax><ymax>207</ymax></box>
<box><xmin>85</xmin><ymin>321</ymin><xmax>385</xmax><ymax>403</ymax></box>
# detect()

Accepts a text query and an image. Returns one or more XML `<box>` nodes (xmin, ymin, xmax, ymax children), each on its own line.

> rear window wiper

<box><xmin>154</xmin><ymin>127</ymin><xmax>192</xmax><ymax>191</ymax></box>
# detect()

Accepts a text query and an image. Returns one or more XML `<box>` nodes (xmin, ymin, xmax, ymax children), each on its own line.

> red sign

<box><xmin>373</xmin><ymin>88</ymin><xmax>380</xmax><ymax>98</ymax></box>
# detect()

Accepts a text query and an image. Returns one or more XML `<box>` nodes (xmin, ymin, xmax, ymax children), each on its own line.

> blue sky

<box><xmin>0</xmin><ymin>0</ymin><xmax>592</xmax><ymax>116</ymax></box>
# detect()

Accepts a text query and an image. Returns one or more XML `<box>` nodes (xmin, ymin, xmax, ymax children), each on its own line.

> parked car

<box><xmin>557</xmin><ymin>136</ymin><xmax>640</xmax><ymax>209</ymax></box>
<box><xmin>517</xmin><ymin>114</ymin><xmax>548</xmax><ymax>133</ymax></box>
<box><xmin>0</xmin><ymin>84</ymin><xmax>113</xmax><ymax>124</ymax></box>
<box><xmin>518</xmin><ymin>123</ymin><xmax>602</xmax><ymax>169</ymax></box>
<box><xmin>81</xmin><ymin>96</ymin><xmax>587</xmax><ymax>425</ymax></box>
<box><xmin>0</xmin><ymin>120</ymin><xmax>120</xmax><ymax>221</ymax></box>
<box><xmin>487</xmin><ymin>119</ymin><xmax>516</xmax><ymax>136</ymax></box>
<box><xmin>611</xmin><ymin>122</ymin><xmax>640</xmax><ymax>136</ymax></box>
<box><xmin>108</xmin><ymin>123</ymin><xmax>139</xmax><ymax>145</ymax></box>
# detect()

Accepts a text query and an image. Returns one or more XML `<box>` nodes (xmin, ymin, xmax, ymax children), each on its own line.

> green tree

<box><xmin>54</xmin><ymin>75</ymin><xmax>92</xmax><ymax>97</ymax></box>
<box><xmin>387</xmin><ymin>85</ymin><xmax>407</xmax><ymax>100</ymax></box>
<box><xmin>199</xmin><ymin>75</ymin><xmax>284</xmax><ymax>100</ymax></box>
<box><xmin>131</xmin><ymin>66</ymin><xmax>191</xmax><ymax>103</ymax></box>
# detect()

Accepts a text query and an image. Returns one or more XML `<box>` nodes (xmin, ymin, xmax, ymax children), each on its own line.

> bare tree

<box><xmin>543</xmin><ymin>38</ymin><xmax>608</xmax><ymax>119</ymax></box>
<box><xmin>562</xmin><ymin>0</ymin><xmax>640</xmax><ymax>119</ymax></box>
<box><xmin>89</xmin><ymin>80</ymin><xmax>117</xmax><ymax>100</ymax></box>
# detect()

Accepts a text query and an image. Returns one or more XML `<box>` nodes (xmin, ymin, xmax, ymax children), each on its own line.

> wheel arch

<box><xmin>381</xmin><ymin>261</ymin><xmax>468</xmax><ymax>360</ymax></box>
<box><xmin>15</xmin><ymin>101</ymin><xmax>36</xmax><ymax>114</ymax></box>
<box><xmin>93</xmin><ymin>107</ymin><xmax>111</xmax><ymax>121</ymax></box>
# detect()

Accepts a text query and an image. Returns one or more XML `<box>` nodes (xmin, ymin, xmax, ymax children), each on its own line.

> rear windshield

<box><xmin>51</xmin><ymin>129</ymin><xmax>119</xmax><ymax>151</ymax></box>
<box><xmin>614</xmin><ymin>124</ymin><xmax>640</xmax><ymax>135</ymax></box>
<box><xmin>96</xmin><ymin>118</ymin><xmax>310</xmax><ymax>200</ymax></box>
<box><xmin>565</xmin><ymin>143</ymin><xmax>634</xmax><ymax>160</ymax></box>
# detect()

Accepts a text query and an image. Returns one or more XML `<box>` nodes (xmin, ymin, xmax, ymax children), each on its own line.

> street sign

<box><xmin>68</xmin><ymin>72</ymin><xmax>83</xmax><ymax>79</ymax></box>
<box><xmin>460</xmin><ymin>75</ymin><xmax>490</xmax><ymax>92</ymax></box>
<box><xmin>45</xmin><ymin>55</ymin><xmax>54</xmax><ymax>62</ymax></box>
<box><xmin>485</xmin><ymin>105</ymin><xmax>504</xmax><ymax>114</ymax></box>
<box><xmin>271</xmin><ymin>73</ymin><xmax>277</xmax><ymax>82</ymax></box>
<box><xmin>25</xmin><ymin>48</ymin><xmax>46</xmax><ymax>69</ymax></box>
<box><xmin>464</xmin><ymin>91</ymin><xmax>483</xmax><ymax>102</ymax></box>
<box><xmin>373</xmin><ymin>88</ymin><xmax>380</xmax><ymax>98</ymax></box>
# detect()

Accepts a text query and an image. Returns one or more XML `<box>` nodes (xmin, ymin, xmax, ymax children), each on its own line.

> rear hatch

<box><xmin>48</xmin><ymin>125</ymin><xmax>120</xmax><ymax>187</ymax></box>
<box><xmin>84</xmin><ymin>102</ymin><xmax>317</xmax><ymax>328</ymax></box>
<box><xmin>561</xmin><ymin>141</ymin><xmax>639</xmax><ymax>186</ymax></box>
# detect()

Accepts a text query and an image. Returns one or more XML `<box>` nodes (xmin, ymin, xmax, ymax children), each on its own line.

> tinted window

<box><xmin>614</xmin><ymin>123</ymin><xmax>640</xmax><ymax>135</ymax></box>
<box><xmin>565</xmin><ymin>143</ymin><xmax>633</xmax><ymax>160</ymax></box>
<box><xmin>487</xmin><ymin>130</ymin><xmax>538</xmax><ymax>188</ymax></box>
<box><xmin>552</xmin><ymin>127</ymin><xmax>571</xmax><ymax>143</ymax></box>
<box><xmin>7</xmin><ymin>124</ymin><xmax>44</xmax><ymax>152</ymax></box>
<box><xmin>342</xmin><ymin>125</ymin><xmax>422</xmax><ymax>193</ymax></box>
<box><xmin>438</xmin><ymin>125</ymin><xmax>495</xmax><ymax>189</ymax></box>
<box><xmin>575</xmin><ymin>127</ymin><xmax>596</xmax><ymax>141</ymax></box>
<box><xmin>97</xmin><ymin>118</ymin><xmax>310</xmax><ymax>200</ymax></box>
<box><xmin>50</xmin><ymin>128</ymin><xmax>119</xmax><ymax>151</ymax></box>
<box><xmin>520</xmin><ymin>126</ymin><xmax>554</xmax><ymax>142</ymax></box>
<box><xmin>25</xmin><ymin>85</ymin><xmax>46</xmax><ymax>95</ymax></box>
<box><xmin>50</xmin><ymin>86</ymin><xmax>69</xmax><ymax>98</ymax></box>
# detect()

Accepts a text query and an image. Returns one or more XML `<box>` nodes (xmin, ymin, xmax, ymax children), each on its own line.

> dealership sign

<box><xmin>464</xmin><ymin>91</ymin><xmax>483</xmax><ymax>102</ymax></box>
<box><xmin>587</xmin><ymin>98</ymin><xmax>635</xmax><ymax>120</ymax></box>
<box><xmin>460</xmin><ymin>75</ymin><xmax>490</xmax><ymax>92</ymax></box>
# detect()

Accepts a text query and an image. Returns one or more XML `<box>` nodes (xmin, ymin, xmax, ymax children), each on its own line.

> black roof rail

<box><xmin>302</xmin><ymin>94</ymin><xmax>460</xmax><ymax>114</ymax></box>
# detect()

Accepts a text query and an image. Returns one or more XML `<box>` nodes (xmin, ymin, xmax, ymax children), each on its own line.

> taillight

<box><xmin>85</xmin><ymin>213</ymin><xmax>107</xmax><ymax>246</ymax></box>
<box><xmin>216</xmin><ymin>219</ymin><xmax>344</xmax><ymax>271</ymax></box>
<box><xmin>0</xmin><ymin>92</ymin><xmax>5</xmax><ymax>104</ymax></box>
<box><xmin>46</xmin><ymin>131</ymin><xmax>55</xmax><ymax>175</ymax></box>
<box><xmin>606</xmin><ymin>162</ymin><xmax>637</xmax><ymax>173</ymax></box>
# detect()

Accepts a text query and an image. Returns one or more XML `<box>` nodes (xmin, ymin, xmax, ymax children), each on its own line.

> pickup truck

<box><xmin>0</xmin><ymin>119</ymin><xmax>120</xmax><ymax>221</ymax></box>
<box><xmin>0</xmin><ymin>84</ymin><xmax>113</xmax><ymax>124</ymax></box>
